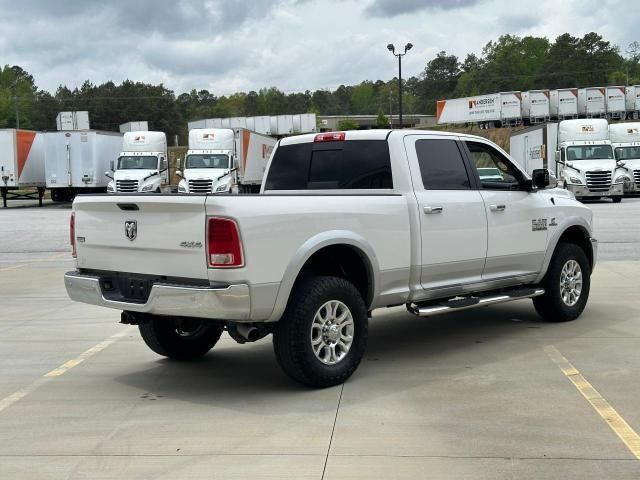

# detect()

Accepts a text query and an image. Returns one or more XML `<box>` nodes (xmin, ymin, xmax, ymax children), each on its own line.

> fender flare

<box><xmin>267</xmin><ymin>230</ymin><xmax>380</xmax><ymax>322</ymax></box>
<box><xmin>535</xmin><ymin>216</ymin><xmax>593</xmax><ymax>283</ymax></box>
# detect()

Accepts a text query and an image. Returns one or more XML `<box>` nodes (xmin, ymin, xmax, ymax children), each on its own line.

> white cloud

<box><xmin>0</xmin><ymin>0</ymin><xmax>637</xmax><ymax>96</ymax></box>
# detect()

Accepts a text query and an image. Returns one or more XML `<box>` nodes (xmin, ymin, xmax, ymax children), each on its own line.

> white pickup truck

<box><xmin>65</xmin><ymin>130</ymin><xmax>597</xmax><ymax>387</ymax></box>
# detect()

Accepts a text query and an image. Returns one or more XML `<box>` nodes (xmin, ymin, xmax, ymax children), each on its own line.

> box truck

<box><xmin>107</xmin><ymin>131</ymin><xmax>169</xmax><ymax>193</ymax></box>
<box><xmin>609</xmin><ymin>122</ymin><xmax>640</xmax><ymax>193</ymax></box>
<box><xmin>56</xmin><ymin>111</ymin><xmax>90</xmax><ymax>131</ymax></box>
<box><xmin>605</xmin><ymin>86</ymin><xmax>626</xmax><ymax>120</ymax></box>
<box><xmin>45</xmin><ymin>131</ymin><xmax>123</xmax><ymax>202</ymax></box>
<box><xmin>625</xmin><ymin>85</ymin><xmax>640</xmax><ymax>119</ymax></box>
<box><xmin>521</xmin><ymin>90</ymin><xmax>550</xmax><ymax>125</ymax></box>
<box><xmin>509</xmin><ymin>123</ymin><xmax>558</xmax><ymax>175</ymax></box>
<box><xmin>578</xmin><ymin>88</ymin><xmax>606</xmax><ymax>118</ymax></box>
<box><xmin>554</xmin><ymin>119</ymin><xmax>622</xmax><ymax>202</ymax></box>
<box><xmin>177</xmin><ymin>128</ymin><xmax>276</xmax><ymax>194</ymax></box>
<box><xmin>0</xmin><ymin>129</ymin><xmax>46</xmax><ymax>207</ymax></box>
<box><xmin>119</xmin><ymin>121</ymin><xmax>149</xmax><ymax>133</ymax></box>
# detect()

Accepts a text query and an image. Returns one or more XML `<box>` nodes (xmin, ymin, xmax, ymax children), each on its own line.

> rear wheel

<box><xmin>273</xmin><ymin>276</ymin><xmax>368</xmax><ymax>388</ymax></box>
<box><xmin>138</xmin><ymin>316</ymin><xmax>223</xmax><ymax>360</ymax></box>
<box><xmin>533</xmin><ymin>243</ymin><xmax>590</xmax><ymax>322</ymax></box>
<box><xmin>612</xmin><ymin>196</ymin><xmax>622</xmax><ymax>203</ymax></box>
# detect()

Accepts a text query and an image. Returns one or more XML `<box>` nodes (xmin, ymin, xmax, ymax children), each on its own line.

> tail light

<box><xmin>70</xmin><ymin>212</ymin><xmax>76</xmax><ymax>258</ymax></box>
<box><xmin>207</xmin><ymin>217</ymin><xmax>243</xmax><ymax>268</ymax></box>
<box><xmin>314</xmin><ymin>132</ymin><xmax>345</xmax><ymax>142</ymax></box>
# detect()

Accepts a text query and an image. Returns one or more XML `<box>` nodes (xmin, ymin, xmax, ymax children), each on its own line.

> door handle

<box><xmin>423</xmin><ymin>206</ymin><xmax>443</xmax><ymax>214</ymax></box>
<box><xmin>490</xmin><ymin>204</ymin><xmax>506</xmax><ymax>212</ymax></box>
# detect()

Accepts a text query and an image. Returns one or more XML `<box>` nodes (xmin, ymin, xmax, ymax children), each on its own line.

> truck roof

<box><xmin>609</xmin><ymin>122</ymin><xmax>640</xmax><ymax>144</ymax></box>
<box><xmin>279</xmin><ymin>129</ymin><xmax>493</xmax><ymax>146</ymax></box>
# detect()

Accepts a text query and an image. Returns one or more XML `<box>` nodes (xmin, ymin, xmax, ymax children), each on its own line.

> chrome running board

<box><xmin>408</xmin><ymin>288</ymin><xmax>545</xmax><ymax>317</ymax></box>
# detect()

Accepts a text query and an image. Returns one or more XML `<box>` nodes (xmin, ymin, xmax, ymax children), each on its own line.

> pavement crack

<box><xmin>321</xmin><ymin>383</ymin><xmax>344</xmax><ymax>480</ymax></box>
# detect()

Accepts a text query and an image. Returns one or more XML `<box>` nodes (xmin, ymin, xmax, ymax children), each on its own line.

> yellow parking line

<box><xmin>0</xmin><ymin>330</ymin><xmax>128</xmax><ymax>414</ymax></box>
<box><xmin>544</xmin><ymin>345</ymin><xmax>640</xmax><ymax>460</ymax></box>
<box><xmin>0</xmin><ymin>252</ymin><xmax>68</xmax><ymax>272</ymax></box>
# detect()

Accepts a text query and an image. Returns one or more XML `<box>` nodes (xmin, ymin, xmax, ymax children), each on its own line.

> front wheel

<box><xmin>138</xmin><ymin>316</ymin><xmax>223</xmax><ymax>360</ymax></box>
<box><xmin>273</xmin><ymin>276</ymin><xmax>368</xmax><ymax>388</ymax></box>
<box><xmin>533</xmin><ymin>243</ymin><xmax>591</xmax><ymax>322</ymax></box>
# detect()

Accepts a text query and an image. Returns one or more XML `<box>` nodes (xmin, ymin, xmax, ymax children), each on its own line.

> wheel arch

<box><xmin>536</xmin><ymin>219</ymin><xmax>594</xmax><ymax>283</ymax></box>
<box><xmin>267</xmin><ymin>231</ymin><xmax>379</xmax><ymax>322</ymax></box>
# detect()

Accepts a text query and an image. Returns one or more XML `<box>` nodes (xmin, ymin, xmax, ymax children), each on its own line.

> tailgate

<box><xmin>74</xmin><ymin>195</ymin><xmax>208</xmax><ymax>279</ymax></box>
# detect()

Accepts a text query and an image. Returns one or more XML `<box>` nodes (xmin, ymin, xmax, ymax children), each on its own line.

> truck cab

<box><xmin>556</xmin><ymin>119</ymin><xmax>623</xmax><ymax>202</ymax></box>
<box><xmin>107</xmin><ymin>131</ymin><xmax>168</xmax><ymax>193</ymax></box>
<box><xmin>609</xmin><ymin>122</ymin><xmax>640</xmax><ymax>194</ymax></box>
<box><xmin>177</xmin><ymin>129</ymin><xmax>234</xmax><ymax>194</ymax></box>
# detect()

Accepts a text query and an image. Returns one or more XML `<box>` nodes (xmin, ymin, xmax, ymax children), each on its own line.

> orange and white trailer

<box><xmin>0</xmin><ymin>129</ymin><xmax>46</xmax><ymax>207</ymax></box>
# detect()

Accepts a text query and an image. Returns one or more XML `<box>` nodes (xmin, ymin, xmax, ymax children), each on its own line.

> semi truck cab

<box><xmin>108</xmin><ymin>131</ymin><xmax>168</xmax><ymax>193</ymax></box>
<box><xmin>609</xmin><ymin>122</ymin><xmax>640</xmax><ymax>194</ymax></box>
<box><xmin>555</xmin><ymin>119</ymin><xmax>623</xmax><ymax>202</ymax></box>
<box><xmin>177</xmin><ymin>129</ymin><xmax>234</xmax><ymax>194</ymax></box>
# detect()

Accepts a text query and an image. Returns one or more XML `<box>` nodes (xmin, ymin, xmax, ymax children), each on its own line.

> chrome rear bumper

<box><xmin>64</xmin><ymin>271</ymin><xmax>250</xmax><ymax>321</ymax></box>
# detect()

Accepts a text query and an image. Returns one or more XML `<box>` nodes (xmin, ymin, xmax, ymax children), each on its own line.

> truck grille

<box><xmin>634</xmin><ymin>170</ymin><xmax>640</xmax><ymax>185</ymax></box>
<box><xmin>188</xmin><ymin>180</ymin><xmax>213</xmax><ymax>193</ymax></box>
<box><xmin>116</xmin><ymin>180</ymin><xmax>139</xmax><ymax>192</ymax></box>
<box><xmin>585</xmin><ymin>171</ymin><xmax>612</xmax><ymax>192</ymax></box>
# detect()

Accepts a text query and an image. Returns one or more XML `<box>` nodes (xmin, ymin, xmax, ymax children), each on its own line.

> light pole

<box><xmin>387</xmin><ymin>42</ymin><xmax>412</xmax><ymax>128</ymax></box>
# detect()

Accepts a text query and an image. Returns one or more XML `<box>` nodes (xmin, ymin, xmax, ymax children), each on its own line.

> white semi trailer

<box><xmin>625</xmin><ymin>86</ymin><xmax>640</xmax><ymax>119</ymax></box>
<box><xmin>550</xmin><ymin>88</ymin><xmax>579</xmax><ymax>120</ymax></box>
<box><xmin>177</xmin><ymin>128</ymin><xmax>276</xmax><ymax>194</ymax></box>
<box><xmin>0</xmin><ymin>129</ymin><xmax>46</xmax><ymax>207</ymax></box>
<box><xmin>605</xmin><ymin>86</ymin><xmax>627</xmax><ymax>120</ymax></box>
<box><xmin>578</xmin><ymin>88</ymin><xmax>606</xmax><ymax>118</ymax></box>
<box><xmin>609</xmin><ymin>122</ymin><xmax>640</xmax><ymax>193</ymax></box>
<box><xmin>119</xmin><ymin>121</ymin><xmax>149</xmax><ymax>133</ymax></box>
<box><xmin>45</xmin><ymin>130</ymin><xmax>123</xmax><ymax>202</ymax></box>
<box><xmin>107</xmin><ymin>131</ymin><xmax>169</xmax><ymax>193</ymax></box>
<box><xmin>521</xmin><ymin>90</ymin><xmax>550</xmax><ymax>125</ymax></box>
<box><xmin>509</xmin><ymin>123</ymin><xmax>558</xmax><ymax>175</ymax></box>
<box><xmin>436</xmin><ymin>93</ymin><xmax>501</xmax><ymax>127</ymax></box>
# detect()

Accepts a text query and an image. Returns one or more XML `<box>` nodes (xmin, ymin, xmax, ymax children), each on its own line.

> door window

<box><xmin>415</xmin><ymin>139</ymin><xmax>471</xmax><ymax>190</ymax></box>
<box><xmin>465</xmin><ymin>141</ymin><xmax>525</xmax><ymax>190</ymax></box>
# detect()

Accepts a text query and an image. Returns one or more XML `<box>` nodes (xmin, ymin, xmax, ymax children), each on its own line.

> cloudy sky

<box><xmin>1</xmin><ymin>0</ymin><xmax>638</xmax><ymax>95</ymax></box>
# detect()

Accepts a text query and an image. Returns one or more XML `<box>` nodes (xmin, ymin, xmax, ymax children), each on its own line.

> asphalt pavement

<box><xmin>0</xmin><ymin>197</ymin><xmax>639</xmax><ymax>479</ymax></box>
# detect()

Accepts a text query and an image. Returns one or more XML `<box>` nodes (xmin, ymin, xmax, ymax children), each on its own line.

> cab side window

<box><xmin>465</xmin><ymin>141</ymin><xmax>524</xmax><ymax>190</ymax></box>
<box><xmin>415</xmin><ymin>139</ymin><xmax>471</xmax><ymax>190</ymax></box>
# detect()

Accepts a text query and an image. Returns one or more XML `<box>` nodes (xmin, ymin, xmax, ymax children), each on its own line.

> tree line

<box><xmin>1</xmin><ymin>32</ymin><xmax>638</xmax><ymax>144</ymax></box>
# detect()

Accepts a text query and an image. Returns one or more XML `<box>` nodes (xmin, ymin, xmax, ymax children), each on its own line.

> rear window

<box><xmin>264</xmin><ymin>140</ymin><xmax>393</xmax><ymax>190</ymax></box>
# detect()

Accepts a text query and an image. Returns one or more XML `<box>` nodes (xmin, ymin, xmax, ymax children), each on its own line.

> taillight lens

<box><xmin>207</xmin><ymin>217</ymin><xmax>243</xmax><ymax>268</ymax></box>
<box><xmin>314</xmin><ymin>132</ymin><xmax>345</xmax><ymax>142</ymax></box>
<box><xmin>70</xmin><ymin>212</ymin><xmax>76</xmax><ymax>258</ymax></box>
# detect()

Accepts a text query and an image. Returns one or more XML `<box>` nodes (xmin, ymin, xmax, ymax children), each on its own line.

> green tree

<box><xmin>375</xmin><ymin>111</ymin><xmax>389</xmax><ymax>128</ymax></box>
<box><xmin>337</xmin><ymin>118</ymin><xmax>359</xmax><ymax>130</ymax></box>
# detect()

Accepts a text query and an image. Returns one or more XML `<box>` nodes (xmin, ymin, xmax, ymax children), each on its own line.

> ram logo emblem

<box><xmin>125</xmin><ymin>220</ymin><xmax>137</xmax><ymax>241</ymax></box>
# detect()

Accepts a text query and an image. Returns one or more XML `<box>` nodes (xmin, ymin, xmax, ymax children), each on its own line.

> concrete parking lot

<box><xmin>1</xmin><ymin>198</ymin><xmax>640</xmax><ymax>479</ymax></box>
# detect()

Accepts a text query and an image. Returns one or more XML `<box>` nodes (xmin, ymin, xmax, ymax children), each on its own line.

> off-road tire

<box><xmin>273</xmin><ymin>276</ymin><xmax>368</xmax><ymax>388</ymax></box>
<box><xmin>533</xmin><ymin>243</ymin><xmax>590</xmax><ymax>322</ymax></box>
<box><xmin>139</xmin><ymin>317</ymin><xmax>223</xmax><ymax>360</ymax></box>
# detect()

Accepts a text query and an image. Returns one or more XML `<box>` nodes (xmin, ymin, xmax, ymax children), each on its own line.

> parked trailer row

<box><xmin>438</xmin><ymin>86</ymin><xmax>640</xmax><ymax>127</ymax></box>
<box><xmin>188</xmin><ymin>113</ymin><xmax>317</xmax><ymax>136</ymax></box>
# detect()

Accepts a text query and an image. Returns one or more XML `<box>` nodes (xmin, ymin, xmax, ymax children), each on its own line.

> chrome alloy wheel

<box><xmin>560</xmin><ymin>259</ymin><xmax>583</xmax><ymax>307</ymax></box>
<box><xmin>310</xmin><ymin>300</ymin><xmax>354</xmax><ymax>365</ymax></box>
